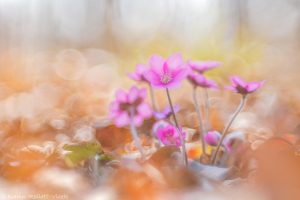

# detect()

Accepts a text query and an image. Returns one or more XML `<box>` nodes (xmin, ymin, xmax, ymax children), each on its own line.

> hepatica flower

<box><xmin>144</xmin><ymin>53</ymin><xmax>189</xmax><ymax>89</ymax></box>
<box><xmin>128</xmin><ymin>64</ymin><xmax>148</xmax><ymax>83</ymax></box>
<box><xmin>188</xmin><ymin>61</ymin><xmax>222</xmax><ymax>74</ymax></box>
<box><xmin>211</xmin><ymin>77</ymin><xmax>264</xmax><ymax>165</ymax></box>
<box><xmin>152</xmin><ymin>120</ymin><xmax>169</xmax><ymax>136</ymax></box>
<box><xmin>204</xmin><ymin>131</ymin><xmax>221</xmax><ymax>146</ymax></box>
<box><xmin>225</xmin><ymin>76</ymin><xmax>264</xmax><ymax>95</ymax></box>
<box><xmin>156</xmin><ymin>124</ymin><xmax>186</xmax><ymax>147</ymax></box>
<box><xmin>109</xmin><ymin>86</ymin><xmax>152</xmax><ymax>128</ymax></box>
<box><xmin>188</xmin><ymin>73</ymin><xmax>218</xmax><ymax>89</ymax></box>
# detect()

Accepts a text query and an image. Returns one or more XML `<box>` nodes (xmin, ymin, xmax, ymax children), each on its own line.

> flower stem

<box><xmin>130</xmin><ymin>109</ymin><xmax>145</xmax><ymax>159</ymax></box>
<box><xmin>165</xmin><ymin>88</ymin><xmax>188</xmax><ymax>166</ymax></box>
<box><xmin>204</xmin><ymin>88</ymin><xmax>210</xmax><ymax>130</ymax></box>
<box><xmin>192</xmin><ymin>87</ymin><xmax>207</xmax><ymax>156</ymax></box>
<box><xmin>211</xmin><ymin>95</ymin><xmax>246</xmax><ymax>165</ymax></box>
<box><xmin>148</xmin><ymin>83</ymin><xmax>158</xmax><ymax>112</ymax></box>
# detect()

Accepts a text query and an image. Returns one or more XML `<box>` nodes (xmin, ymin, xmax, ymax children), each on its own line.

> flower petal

<box><xmin>133</xmin><ymin>115</ymin><xmax>144</xmax><ymax>127</ymax></box>
<box><xmin>246</xmin><ymin>81</ymin><xmax>264</xmax><ymax>93</ymax></box>
<box><xmin>128</xmin><ymin>86</ymin><xmax>139</xmax><ymax>103</ymax></box>
<box><xmin>116</xmin><ymin>89</ymin><xmax>128</xmax><ymax>103</ymax></box>
<box><xmin>128</xmin><ymin>72</ymin><xmax>141</xmax><ymax>81</ymax></box>
<box><xmin>166</xmin><ymin>53</ymin><xmax>183</xmax><ymax>69</ymax></box>
<box><xmin>114</xmin><ymin>112</ymin><xmax>130</xmax><ymax>127</ymax></box>
<box><xmin>149</xmin><ymin>55</ymin><xmax>165</xmax><ymax>74</ymax></box>
<box><xmin>230</xmin><ymin>76</ymin><xmax>246</xmax><ymax>87</ymax></box>
<box><xmin>152</xmin><ymin>120</ymin><xmax>169</xmax><ymax>136</ymax></box>
<box><xmin>136</xmin><ymin>64</ymin><xmax>147</xmax><ymax>74</ymax></box>
<box><xmin>205</xmin><ymin>131</ymin><xmax>221</xmax><ymax>146</ymax></box>
<box><xmin>137</xmin><ymin>103</ymin><xmax>152</xmax><ymax>118</ymax></box>
<box><xmin>167</xmin><ymin>66</ymin><xmax>189</xmax><ymax>88</ymax></box>
<box><xmin>144</xmin><ymin>70</ymin><xmax>165</xmax><ymax>88</ymax></box>
<box><xmin>224</xmin><ymin>86</ymin><xmax>236</xmax><ymax>91</ymax></box>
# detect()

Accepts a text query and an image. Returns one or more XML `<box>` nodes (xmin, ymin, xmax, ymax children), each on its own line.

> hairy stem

<box><xmin>204</xmin><ymin>88</ymin><xmax>210</xmax><ymax>130</ymax></box>
<box><xmin>130</xmin><ymin>109</ymin><xmax>145</xmax><ymax>159</ymax></box>
<box><xmin>166</xmin><ymin>88</ymin><xmax>188</xmax><ymax>166</ymax></box>
<box><xmin>192</xmin><ymin>87</ymin><xmax>207</xmax><ymax>156</ymax></box>
<box><xmin>148</xmin><ymin>83</ymin><xmax>158</xmax><ymax>112</ymax></box>
<box><xmin>211</xmin><ymin>95</ymin><xmax>246</xmax><ymax>165</ymax></box>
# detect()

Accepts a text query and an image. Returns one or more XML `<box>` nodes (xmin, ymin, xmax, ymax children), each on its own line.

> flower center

<box><xmin>161</xmin><ymin>74</ymin><xmax>172</xmax><ymax>84</ymax></box>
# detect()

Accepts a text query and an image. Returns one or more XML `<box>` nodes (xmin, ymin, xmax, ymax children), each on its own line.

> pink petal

<box><xmin>202</xmin><ymin>61</ymin><xmax>222</xmax><ymax>68</ymax></box>
<box><xmin>166</xmin><ymin>53</ymin><xmax>183</xmax><ymax>69</ymax></box>
<box><xmin>152</xmin><ymin>120</ymin><xmax>169</xmax><ymax>136</ymax></box>
<box><xmin>109</xmin><ymin>102</ymin><xmax>120</xmax><ymax>119</ymax></box>
<box><xmin>224</xmin><ymin>86</ymin><xmax>236</xmax><ymax>91</ymax></box>
<box><xmin>205</xmin><ymin>79</ymin><xmax>219</xmax><ymax>89</ymax></box>
<box><xmin>109</xmin><ymin>101</ymin><xmax>119</xmax><ymax>111</ymax></box>
<box><xmin>136</xmin><ymin>64</ymin><xmax>147</xmax><ymax>74</ymax></box>
<box><xmin>144</xmin><ymin>70</ymin><xmax>165</xmax><ymax>88</ymax></box>
<box><xmin>194</xmin><ymin>73</ymin><xmax>206</xmax><ymax>82</ymax></box>
<box><xmin>128</xmin><ymin>72</ymin><xmax>141</xmax><ymax>81</ymax></box>
<box><xmin>149</xmin><ymin>55</ymin><xmax>165</xmax><ymax>74</ymax></box>
<box><xmin>116</xmin><ymin>89</ymin><xmax>128</xmax><ymax>103</ymax></box>
<box><xmin>163</xmin><ymin>79</ymin><xmax>181</xmax><ymax>89</ymax></box>
<box><xmin>163</xmin><ymin>62</ymin><xmax>169</xmax><ymax>74</ymax></box>
<box><xmin>133</xmin><ymin>115</ymin><xmax>144</xmax><ymax>127</ymax></box>
<box><xmin>230</xmin><ymin>76</ymin><xmax>246</xmax><ymax>87</ymax></box>
<box><xmin>137</xmin><ymin>103</ymin><xmax>152</xmax><ymax>118</ymax></box>
<box><xmin>109</xmin><ymin>109</ymin><xmax>120</xmax><ymax>120</ymax></box>
<box><xmin>188</xmin><ymin>60</ymin><xmax>201</xmax><ymax>69</ymax></box>
<box><xmin>154</xmin><ymin>112</ymin><xmax>165</xmax><ymax>120</ymax></box>
<box><xmin>204</xmin><ymin>131</ymin><xmax>221</xmax><ymax>146</ymax></box>
<box><xmin>246</xmin><ymin>81</ymin><xmax>264</xmax><ymax>93</ymax></box>
<box><xmin>114</xmin><ymin>112</ymin><xmax>130</xmax><ymax>127</ymax></box>
<box><xmin>128</xmin><ymin>86</ymin><xmax>139</xmax><ymax>103</ymax></box>
<box><xmin>170</xmin><ymin>67</ymin><xmax>189</xmax><ymax>84</ymax></box>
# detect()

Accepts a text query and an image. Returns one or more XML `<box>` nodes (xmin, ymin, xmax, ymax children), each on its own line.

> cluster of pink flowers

<box><xmin>109</xmin><ymin>86</ymin><xmax>152</xmax><ymax>127</ymax></box>
<box><xmin>156</xmin><ymin>124</ymin><xmax>186</xmax><ymax>147</ymax></box>
<box><xmin>108</xmin><ymin>52</ymin><xmax>264</xmax><ymax>162</ymax></box>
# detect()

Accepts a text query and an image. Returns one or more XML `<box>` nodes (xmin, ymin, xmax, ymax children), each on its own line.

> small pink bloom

<box><xmin>151</xmin><ymin>120</ymin><xmax>169</xmax><ymax>137</ymax></box>
<box><xmin>154</xmin><ymin>105</ymin><xmax>180</xmax><ymax>120</ymax></box>
<box><xmin>225</xmin><ymin>76</ymin><xmax>264</xmax><ymax>95</ymax></box>
<box><xmin>188</xmin><ymin>61</ymin><xmax>222</xmax><ymax>74</ymax></box>
<box><xmin>156</xmin><ymin>124</ymin><xmax>186</xmax><ymax>147</ymax></box>
<box><xmin>204</xmin><ymin>131</ymin><xmax>221</xmax><ymax>146</ymax></box>
<box><xmin>109</xmin><ymin>86</ymin><xmax>152</xmax><ymax>127</ymax></box>
<box><xmin>188</xmin><ymin>73</ymin><xmax>218</xmax><ymax>89</ymax></box>
<box><xmin>144</xmin><ymin>53</ymin><xmax>189</xmax><ymax>89</ymax></box>
<box><xmin>128</xmin><ymin>64</ymin><xmax>148</xmax><ymax>83</ymax></box>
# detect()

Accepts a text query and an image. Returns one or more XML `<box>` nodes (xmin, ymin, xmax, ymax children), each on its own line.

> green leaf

<box><xmin>98</xmin><ymin>153</ymin><xmax>114</xmax><ymax>164</ymax></box>
<box><xmin>63</xmin><ymin>142</ymin><xmax>102</xmax><ymax>167</ymax></box>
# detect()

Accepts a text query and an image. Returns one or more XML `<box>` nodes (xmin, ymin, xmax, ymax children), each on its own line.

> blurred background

<box><xmin>0</xmin><ymin>0</ymin><xmax>300</xmax><ymax>199</ymax></box>
<box><xmin>0</xmin><ymin>0</ymin><xmax>299</xmax><ymax>137</ymax></box>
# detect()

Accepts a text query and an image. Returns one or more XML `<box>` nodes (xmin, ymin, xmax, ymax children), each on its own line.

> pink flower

<box><xmin>204</xmin><ymin>131</ymin><xmax>221</xmax><ymax>146</ymax></box>
<box><xmin>156</xmin><ymin>124</ymin><xmax>186</xmax><ymax>147</ymax></box>
<box><xmin>225</xmin><ymin>76</ymin><xmax>264</xmax><ymax>95</ymax></box>
<box><xmin>154</xmin><ymin>105</ymin><xmax>180</xmax><ymax>120</ymax></box>
<box><xmin>128</xmin><ymin>64</ymin><xmax>148</xmax><ymax>83</ymax></box>
<box><xmin>187</xmin><ymin>73</ymin><xmax>218</xmax><ymax>89</ymax></box>
<box><xmin>109</xmin><ymin>86</ymin><xmax>152</xmax><ymax>127</ymax></box>
<box><xmin>188</xmin><ymin>61</ymin><xmax>222</xmax><ymax>74</ymax></box>
<box><xmin>144</xmin><ymin>53</ymin><xmax>189</xmax><ymax>89</ymax></box>
<box><xmin>151</xmin><ymin>120</ymin><xmax>169</xmax><ymax>137</ymax></box>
